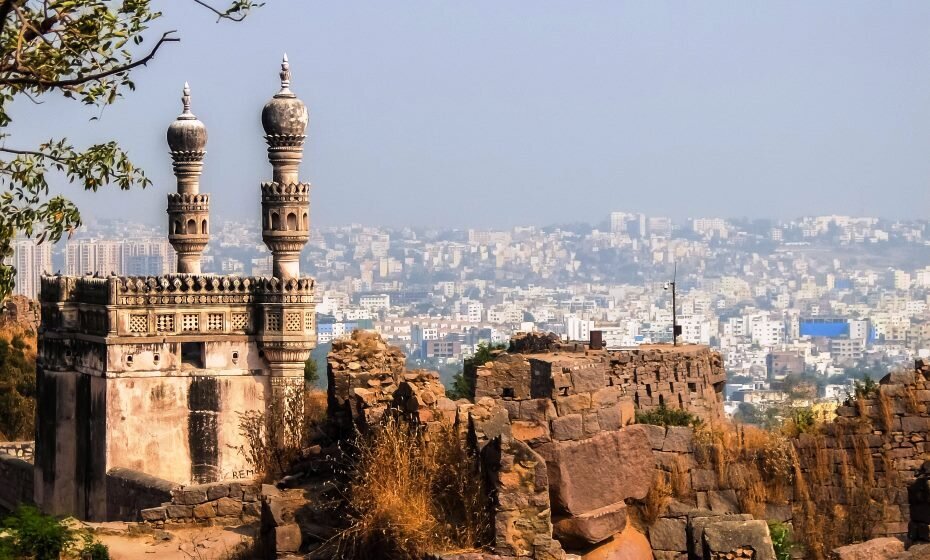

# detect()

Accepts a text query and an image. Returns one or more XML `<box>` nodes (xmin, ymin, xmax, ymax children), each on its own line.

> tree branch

<box><xmin>0</xmin><ymin>30</ymin><xmax>179</xmax><ymax>87</ymax></box>
<box><xmin>0</xmin><ymin>146</ymin><xmax>66</xmax><ymax>163</ymax></box>
<box><xmin>192</xmin><ymin>0</ymin><xmax>248</xmax><ymax>22</ymax></box>
<box><xmin>0</xmin><ymin>0</ymin><xmax>22</xmax><ymax>40</ymax></box>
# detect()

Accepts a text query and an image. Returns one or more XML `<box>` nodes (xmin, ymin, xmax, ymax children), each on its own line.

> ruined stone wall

<box><xmin>790</xmin><ymin>364</ymin><xmax>930</xmax><ymax>545</ymax></box>
<box><xmin>0</xmin><ymin>441</ymin><xmax>33</xmax><ymax>460</ymax></box>
<box><xmin>473</xmin><ymin>335</ymin><xmax>726</xmax><ymax>424</ymax></box>
<box><xmin>140</xmin><ymin>480</ymin><xmax>262</xmax><ymax>525</ymax></box>
<box><xmin>0</xmin><ymin>453</ymin><xmax>34</xmax><ymax>512</ymax></box>
<box><xmin>105</xmin><ymin>468</ymin><xmax>178</xmax><ymax>521</ymax></box>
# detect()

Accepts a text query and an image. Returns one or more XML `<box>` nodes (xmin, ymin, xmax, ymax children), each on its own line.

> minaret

<box><xmin>260</xmin><ymin>54</ymin><xmax>311</xmax><ymax>280</ymax></box>
<box><xmin>166</xmin><ymin>83</ymin><xmax>209</xmax><ymax>274</ymax></box>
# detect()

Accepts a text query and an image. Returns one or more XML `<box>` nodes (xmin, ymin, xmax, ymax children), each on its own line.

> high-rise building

<box><xmin>8</xmin><ymin>238</ymin><xmax>52</xmax><ymax>298</ymax></box>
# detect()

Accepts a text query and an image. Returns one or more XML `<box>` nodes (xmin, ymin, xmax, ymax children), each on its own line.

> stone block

<box><xmin>555</xmin><ymin>394</ymin><xmax>592</xmax><ymax>416</ymax></box>
<box><xmin>275</xmin><ymin>523</ymin><xmax>302</xmax><ymax>553</ymax></box>
<box><xmin>707</xmin><ymin>489</ymin><xmax>739</xmax><ymax>514</ymax></box>
<box><xmin>173</xmin><ymin>487</ymin><xmax>208</xmax><ymax>505</ymax></box>
<box><xmin>701</xmin><ymin>519</ymin><xmax>776</xmax><ymax>560</ymax></box>
<box><xmin>618</xmin><ymin>398</ymin><xmax>635</xmax><ymax>426</ymax></box>
<box><xmin>832</xmin><ymin>537</ymin><xmax>904</xmax><ymax>560</ymax></box>
<box><xmin>652</xmin><ymin>552</ymin><xmax>687</xmax><ymax>560</ymax></box>
<box><xmin>520</xmin><ymin>399</ymin><xmax>555</xmax><ymax>423</ymax></box>
<box><xmin>902</xmin><ymin>416</ymin><xmax>930</xmax><ymax>433</ymax></box>
<box><xmin>649</xmin><ymin>517</ymin><xmax>687</xmax><ymax>551</ymax></box>
<box><xmin>691</xmin><ymin>469</ymin><xmax>717</xmax><ymax>492</ymax></box>
<box><xmin>640</xmin><ymin>424</ymin><xmax>667</xmax><ymax>450</ymax></box>
<box><xmin>662</xmin><ymin>426</ymin><xmax>693</xmax><ymax>453</ymax></box>
<box><xmin>243</xmin><ymin>502</ymin><xmax>261</xmax><ymax>518</ymax></box>
<box><xmin>140</xmin><ymin>507</ymin><xmax>167</xmax><ymax>522</ymax></box>
<box><xmin>512</xmin><ymin>420</ymin><xmax>551</xmax><ymax>445</ymax></box>
<box><xmin>537</xmin><ymin>425</ymin><xmax>653</xmax><ymax>515</ymax></box>
<box><xmin>582</xmin><ymin>413</ymin><xmax>601</xmax><ymax>437</ymax></box>
<box><xmin>553</xmin><ymin>501</ymin><xmax>627</xmax><ymax>546</ymax></box>
<box><xmin>166</xmin><ymin>504</ymin><xmax>193</xmax><ymax>518</ymax></box>
<box><xmin>591</xmin><ymin>387</ymin><xmax>621</xmax><ymax>408</ymax></box>
<box><xmin>689</xmin><ymin>514</ymin><xmax>753</xmax><ymax>559</ymax></box>
<box><xmin>578</xmin><ymin>524</ymin><xmax>651</xmax><ymax>560</ymax></box>
<box><xmin>206</xmin><ymin>484</ymin><xmax>229</xmax><ymax>501</ymax></box>
<box><xmin>193</xmin><ymin>502</ymin><xmax>216</xmax><ymax>519</ymax></box>
<box><xmin>571</xmin><ymin>367</ymin><xmax>606</xmax><ymax>393</ymax></box>
<box><xmin>216</xmin><ymin>497</ymin><xmax>243</xmax><ymax>517</ymax></box>
<box><xmin>552</xmin><ymin>414</ymin><xmax>584</xmax><ymax>441</ymax></box>
<box><xmin>596</xmin><ymin>407</ymin><xmax>622</xmax><ymax>431</ymax></box>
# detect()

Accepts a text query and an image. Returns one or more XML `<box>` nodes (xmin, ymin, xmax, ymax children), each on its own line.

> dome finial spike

<box><xmin>278</xmin><ymin>54</ymin><xmax>293</xmax><ymax>96</ymax></box>
<box><xmin>181</xmin><ymin>82</ymin><xmax>192</xmax><ymax>115</ymax></box>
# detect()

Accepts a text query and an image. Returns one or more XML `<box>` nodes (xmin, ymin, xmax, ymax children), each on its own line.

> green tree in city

<box><xmin>304</xmin><ymin>356</ymin><xmax>319</xmax><ymax>385</ymax></box>
<box><xmin>0</xmin><ymin>0</ymin><xmax>265</xmax><ymax>299</ymax></box>
<box><xmin>446</xmin><ymin>342</ymin><xmax>505</xmax><ymax>401</ymax></box>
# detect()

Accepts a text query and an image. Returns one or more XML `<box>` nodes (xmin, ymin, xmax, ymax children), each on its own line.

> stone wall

<box><xmin>0</xmin><ymin>452</ymin><xmax>34</xmax><ymax>511</ymax></box>
<box><xmin>0</xmin><ymin>441</ymin><xmax>34</xmax><ymax>461</ymax></box>
<box><xmin>105</xmin><ymin>468</ymin><xmax>179</xmax><ymax>521</ymax></box>
<box><xmin>140</xmin><ymin>480</ymin><xmax>262</xmax><ymax>525</ymax></box>
<box><xmin>473</xmin><ymin>334</ymin><xmax>726</xmax><ymax>423</ymax></box>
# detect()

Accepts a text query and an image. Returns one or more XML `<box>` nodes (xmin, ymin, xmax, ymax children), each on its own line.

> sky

<box><xmin>8</xmin><ymin>1</ymin><xmax>930</xmax><ymax>229</ymax></box>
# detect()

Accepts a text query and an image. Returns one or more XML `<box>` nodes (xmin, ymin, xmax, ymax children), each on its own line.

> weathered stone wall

<box><xmin>0</xmin><ymin>453</ymin><xmax>34</xmax><ymax>511</ymax></box>
<box><xmin>105</xmin><ymin>467</ymin><xmax>178</xmax><ymax>521</ymax></box>
<box><xmin>473</xmin><ymin>334</ymin><xmax>726</xmax><ymax>424</ymax></box>
<box><xmin>140</xmin><ymin>479</ymin><xmax>262</xmax><ymax>525</ymax></box>
<box><xmin>0</xmin><ymin>295</ymin><xmax>39</xmax><ymax>332</ymax></box>
<box><xmin>0</xmin><ymin>441</ymin><xmax>33</xmax><ymax>460</ymax></box>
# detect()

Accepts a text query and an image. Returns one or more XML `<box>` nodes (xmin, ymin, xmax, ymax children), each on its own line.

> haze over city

<box><xmin>8</xmin><ymin>1</ymin><xmax>930</xmax><ymax>228</ymax></box>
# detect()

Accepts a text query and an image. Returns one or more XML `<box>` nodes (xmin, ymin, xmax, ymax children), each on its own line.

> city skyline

<box><xmin>7</xmin><ymin>1</ymin><xmax>930</xmax><ymax>229</ymax></box>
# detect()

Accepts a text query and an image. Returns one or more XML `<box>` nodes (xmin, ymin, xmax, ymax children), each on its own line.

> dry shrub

<box><xmin>877</xmin><ymin>390</ymin><xmax>895</xmax><ymax>432</ymax></box>
<box><xmin>670</xmin><ymin>454</ymin><xmax>691</xmax><ymax>499</ymax></box>
<box><xmin>332</xmin><ymin>416</ymin><xmax>490</xmax><ymax>559</ymax></box>
<box><xmin>905</xmin><ymin>385</ymin><xmax>921</xmax><ymax>414</ymax></box>
<box><xmin>639</xmin><ymin>470</ymin><xmax>672</xmax><ymax>526</ymax></box>
<box><xmin>237</xmin><ymin>384</ymin><xmax>325</xmax><ymax>480</ymax></box>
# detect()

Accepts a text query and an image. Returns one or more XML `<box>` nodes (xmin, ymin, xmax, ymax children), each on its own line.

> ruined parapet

<box><xmin>392</xmin><ymin>369</ymin><xmax>458</xmax><ymax>426</ymax></box>
<box><xmin>508</xmin><ymin>332</ymin><xmax>561</xmax><ymax>354</ymax></box>
<box><xmin>0</xmin><ymin>295</ymin><xmax>39</xmax><ymax>332</ymax></box>
<box><xmin>326</xmin><ymin>330</ymin><xmax>406</xmax><ymax>433</ymax></box>
<box><xmin>139</xmin><ymin>479</ymin><xmax>262</xmax><ymax>526</ymax></box>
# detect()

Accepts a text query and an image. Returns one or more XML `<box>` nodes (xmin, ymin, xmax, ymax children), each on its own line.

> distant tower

<box><xmin>166</xmin><ymin>83</ymin><xmax>209</xmax><ymax>274</ymax></box>
<box><xmin>260</xmin><ymin>54</ymin><xmax>311</xmax><ymax>280</ymax></box>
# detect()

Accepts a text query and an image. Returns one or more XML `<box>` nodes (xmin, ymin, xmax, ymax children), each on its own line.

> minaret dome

<box><xmin>167</xmin><ymin>83</ymin><xmax>207</xmax><ymax>153</ymax></box>
<box><xmin>261</xmin><ymin>54</ymin><xmax>309</xmax><ymax>137</ymax></box>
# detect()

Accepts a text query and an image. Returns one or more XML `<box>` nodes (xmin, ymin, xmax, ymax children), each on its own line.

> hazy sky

<box><xmin>9</xmin><ymin>1</ymin><xmax>930</xmax><ymax>228</ymax></box>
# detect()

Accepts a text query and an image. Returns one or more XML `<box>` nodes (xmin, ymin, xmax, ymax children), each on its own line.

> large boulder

<box><xmin>537</xmin><ymin>425</ymin><xmax>653</xmax><ymax>515</ymax></box>
<box><xmin>832</xmin><ymin>537</ymin><xmax>905</xmax><ymax>560</ymax></box>
<box><xmin>581</xmin><ymin>525</ymin><xmax>652</xmax><ymax>560</ymax></box>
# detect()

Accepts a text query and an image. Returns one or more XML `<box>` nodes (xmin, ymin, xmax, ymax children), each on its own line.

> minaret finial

<box><xmin>180</xmin><ymin>82</ymin><xmax>193</xmax><ymax>119</ymax></box>
<box><xmin>277</xmin><ymin>54</ymin><xmax>293</xmax><ymax>97</ymax></box>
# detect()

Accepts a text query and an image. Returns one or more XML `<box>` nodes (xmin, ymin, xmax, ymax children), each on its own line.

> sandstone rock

<box><xmin>192</xmin><ymin>502</ymin><xmax>216</xmax><ymax>519</ymax></box>
<box><xmin>689</xmin><ymin>514</ymin><xmax>752</xmax><ymax>559</ymax></box>
<box><xmin>512</xmin><ymin>420</ymin><xmax>551</xmax><ymax>445</ymax></box>
<box><xmin>661</xmin><ymin>427</ymin><xmax>693</xmax><ymax>453</ymax></box>
<box><xmin>553</xmin><ymin>502</ymin><xmax>627</xmax><ymax>546</ymax></box>
<box><xmin>539</xmin><ymin>425</ymin><xmax>653</xmax><ymax>515</ymax></box>
<box><xmin>166</xmin><ymin>504</ymin><xmax>193</xmax><ymax>518</ymax></box>
<box><xmin>691</xmin><ymin>469</ymin><xmax>717</xmax><ymax>492</ymax></box>
<box><xmin>173</xmin><ymin>487</ymin><xmax>208</xmax><ymax>505</ymax></box>
<box><xmin>215</xmin><ymin>497</ymin><xmax>243</xmax><ymax>516</ymax></box>
<box><xmin>707</xmin><ymin>489</ymin><xmax>739</xmax><ymax>514</ymax></box>
<box><xmin>206</xmin><ymin>483</ymin><xmax>229</xmax><ymax>501</ymax></box>
<box><xmin>832</xmin><ymin>537</ymin><xmax>905</xmax><ymax>560</ymax></box>
<box><xmin>649</xmin><ymin>517</ymin><xmax>687</xmax><ymax>552</ymax></box>
<box><xmin>552</xmin><ymin>414</ymin><xmax>584</xmax><ymax>441</ymax></box>
<box><xmin>140</xmin><ymin>507</ymin><xmax>167</xmax><ymax>522</ymax></box>
<box><xmin>580</xmin><ymin>525</ymin><xmax>652</xmax><ymax>560</ymax></box>
<box><xmin>275</xmin><ymin>523</ymin><xmax>302</xmax><ymax>553</ymax></box>
<box><xmin>640</xmin><ymin>424</ymin><xmax>667</xmax><ymax>450</ymax></box>
<box><xmin>701</xmin><ymin>519</ymin><xmax>776</xmax><ymax>560</ymax></box>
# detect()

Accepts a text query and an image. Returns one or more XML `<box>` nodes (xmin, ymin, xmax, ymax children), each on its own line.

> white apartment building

<box><xmin>9</xmin><ymin>238</ymin><xmax>53</xmax><ymax>299</ymax></box>
<box><xmin>359</xmin><ymin>294</ymin><xmax>391</xmax><ymax>312</ymax></box>
<box><xmin>566</xmin><ymin>315</ymin><xmax>595</xmax><ymax>342</ymax></box>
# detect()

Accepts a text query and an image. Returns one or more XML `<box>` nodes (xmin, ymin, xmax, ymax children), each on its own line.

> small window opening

<box><xmin>153</xmin><ymin>353</ymin><xmax>160</xmax><ymax>364</ymax></box>
<box><xmin>658</xmin><ymin>394</ymin><xmax>665</xmax><ymax>407</ymax></box>
<box><xmin>559</xmin><ymin>386</ymin><xmax>569</xmax><ymax>396</ymax></box>
<box><xmin>271</xmin><ymin>212</ymin><xmax>280</xmax><ymax>230</ymax></box>
<box><xmin>502</xmin><ymin>387</ymin><xmax>515</xmax><ymax>399</ymax></box>
<box><xmin>286</xmin><ymin>212</ymin><xmax>298</xmax><ymax>230</ymax></box>
<box><xmin>231</xmin><ymin>351</ymin><xmax>239</xmax><ymax>364</ymax></box>
<box><xmin>678</xmin><ymin>393</ymin><xmax>684</xmax><ymax>409</ymax></box>
<box><xmin>186</xmin><ymin>219</ymin><xmax>197</xmax><ymax>234</ymax></box>
<box><xmin>181</xmin><ymin>342</ymin><xmax>205</xmax><ymax>369</ymax></box>
<box><xmin>201</xmin><ymin>219</ymin><xmax>207</xmax><ymax>234</ymax></box>
<box><xmin>688</xmin><ymin>382</ymin><xmax>697</xmax><ymax>393</ymax></box>
<box><xmin>174</xmin><ymin>221</ymin><xmax>182</xmax><ymax>234</ymax></box>
<box><xmin>126</xmin><ymin>355</ymin><xmax>133</xmax><ymax>366</ymax></box>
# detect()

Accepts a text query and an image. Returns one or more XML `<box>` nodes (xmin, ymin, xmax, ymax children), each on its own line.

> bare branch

<box><xmin>0</xmin><ymin>0</ymin><xmax>23</xmax><ymax>40</ymax></box>
<box><xmin>0</xmin><ymin>30</ymin><xmax>179</xmax><ymax>87</ymax></box>
<box><xmin>0</xmin><ymin>146</ymin><xmax>66</xmax><ymax>163</ymax></box>
<box><xmin>192</xmin><ymin>0</ymin><xmax>248</xmax><ymax>22</ymax></box>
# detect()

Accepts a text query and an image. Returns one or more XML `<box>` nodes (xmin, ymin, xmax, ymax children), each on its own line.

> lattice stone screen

<box><xmin>156</xmin><ymin>314</ymin><xmax>175</xmax><ymax>333</ymax></box>
<box><xmin>266</xmin><ymin>313</ymin><xmax>281</xmax><ymax>332</ymax></box>
<box><xmin>305</xmin><ymin>312</ymin><xmax>313</xmax><ymax>331</ymax></box>
<box><xmin>286</xmin><ymin>313</ymin><xmax>302</xmax><ymax>332</ymax></box>
<box><xmin>232</xmin><ymin>313</ymin><xmax>250</xmax><ymax>331</ymax></box>
<box><xmin>182</xmin><ymin>314</ymin><xmax>199</xmax><ymax>332</ymax></box>
<box><xmin>207</xmin><ymin>313</ymin><xmax>224</xmax><ymax>331</ymax></box>
<box><xmin>129</xmin><ymin>315</ymin><xmax>148</xmax><ymax>333</ymax></box>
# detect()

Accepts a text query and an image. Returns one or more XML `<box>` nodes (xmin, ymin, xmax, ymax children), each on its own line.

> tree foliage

<box><xmin>0</xmin><ymin>0</ymin><xmax>264</xmax><ymax>299</ymax></box>
<box><xmin>0</xmin><ymin>327</ymin><xmax>36</xmax><ymax>440</ymax></box>
<box><xmin>446</xmin><ymin>342</ymin><xmax>505</xmax><ymax>401</ymax></box>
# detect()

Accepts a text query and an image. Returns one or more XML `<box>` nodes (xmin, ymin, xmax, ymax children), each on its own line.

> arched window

<box><xmin>186</xmin><ymin>219</ymin><xmax>196</xmax><ymax>234</ymax></box>
<box><xmin>286</xmin><ymin>212</ymin><xmax>297</xmax><ymax>230</ymax></box>
<box><xmin>201</xmin><ymin>219</ymin><xmax>207</xmax><ymax>234</ymax></box>
<box><xmin>271</xmin><ymin>212</ymin><xmax>280</xmax><ymax>230</ymax></box>
<box><xmin>302</xmin><ymin>212</ymin><xmax>308</xmax><ymax>230</ymax></box>
<box><xmin>174</xmin><ymin>221</ymin><xmax>182</xmax><ymax>234</ymax></box>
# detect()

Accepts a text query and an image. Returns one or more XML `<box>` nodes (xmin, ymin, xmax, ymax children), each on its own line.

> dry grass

<box><xmin>640</xmin><ymin>470</ymin><xmax>672</xmax><ymax>526</ymax></box>
<box><xmin>670</xmin><ymin>454</ymin><xmax>691</xmax><ymax>499</ymax></box>
<box><xmin>237</xmin><ymin>386</ymin><xmax>327</xmax><ymax>480</ymax></box>
<box><xmin>877</xmin><ymin>389</ymin><xmax>895</xmax><ymax>432</ymax></box>
<box><xmin>905</xmin><ymin>385</ymin><xmax>921</xmax><ymax>414</ymax></box>
<box><xmin>330</xmin><ymin>416</ymin><xmax>491</xmax><ymax>559</ymax></box>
